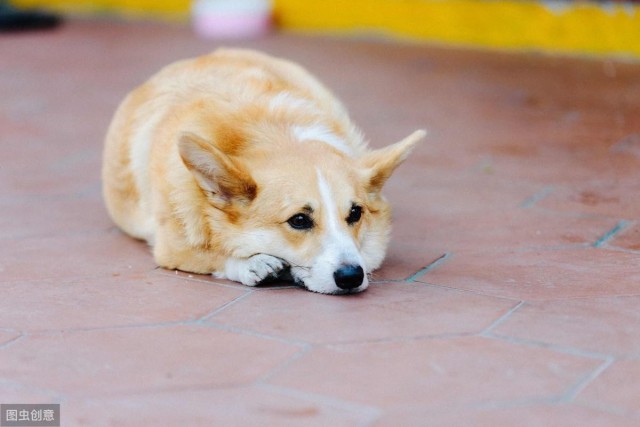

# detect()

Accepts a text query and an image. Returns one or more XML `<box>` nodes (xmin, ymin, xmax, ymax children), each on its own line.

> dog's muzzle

<box><xmin>333</xmin><ymin>264</ymin><xmax>365</xmax><ymax>290</ymax></box>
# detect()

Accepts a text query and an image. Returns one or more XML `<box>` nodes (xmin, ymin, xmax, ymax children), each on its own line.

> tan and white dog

<box><xmin>103</xmin><ymin>49</ymin><xmax>424</xmax><ymax>294</ymax></box>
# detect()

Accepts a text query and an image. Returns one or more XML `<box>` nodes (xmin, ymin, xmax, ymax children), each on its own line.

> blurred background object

<box><xmin>0</xmin><ymin>0</ymin><xmax>61</xmax><ymax>31</ymax></box>
<box><xmin>191</xmin><ymin>0</ymin><xmax>272</xmax><ymax>39</ymax></box>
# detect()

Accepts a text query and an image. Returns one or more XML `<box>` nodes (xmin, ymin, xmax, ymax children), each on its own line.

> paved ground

<box><xmin>1</xmin><ymin>19</ymin><xmax>640</xmax><ymax>426</ymax></box>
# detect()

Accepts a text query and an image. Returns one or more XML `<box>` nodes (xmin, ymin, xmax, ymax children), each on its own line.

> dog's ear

<box><xmin>359</xmin><ymin>130</ymin><xmax>426</xmax><ymax>194</ymax></box>
<box><xmin>178</xmin><ymin>132</ymin><xmax>257</xmax><ymax>206</ymax></box>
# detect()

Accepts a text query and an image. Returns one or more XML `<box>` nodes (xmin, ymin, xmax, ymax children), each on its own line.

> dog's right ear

<box><xmin>178</xmin><ymin>132</ymin><xmax>257</xmax><ymax>206</ymax></box>
<box><xmin>359</xmin><ymin>130</ymin><xmax>426</xmax><ymax>195</ymax></box>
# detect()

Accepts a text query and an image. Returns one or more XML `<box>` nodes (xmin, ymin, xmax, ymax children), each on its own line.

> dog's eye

<box><xmin>346</xmin><ymin>205</ymin><xmax>363</xmax><ymax>225</ymax></box>
<box><xmin>287</xmin><ymin>213</ymin><xmax>314</xmax><ymax>230</ymax></box>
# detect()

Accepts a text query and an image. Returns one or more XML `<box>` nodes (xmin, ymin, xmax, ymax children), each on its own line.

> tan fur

<box><xmin>102</xmin><ymin>49</ymin><xmax>424</xmax><ymax>293</ymax></box>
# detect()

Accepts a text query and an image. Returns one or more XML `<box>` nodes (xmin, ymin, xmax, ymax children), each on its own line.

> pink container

<box><xmin>192</xmin><ymin>0</ymin><xmax>272</xmax><ymax>39</ymax></box>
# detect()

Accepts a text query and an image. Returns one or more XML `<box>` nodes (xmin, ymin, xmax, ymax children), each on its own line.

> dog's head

<box><xmin>179</xmin><ymin>129</ymin><xmax>425</xmax><ymax>294</ymax></box>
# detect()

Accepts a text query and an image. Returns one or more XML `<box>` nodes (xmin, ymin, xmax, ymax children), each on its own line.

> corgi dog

<box><xmin>102</xmin><ymin>49</ymin><xmax>424</xmax><ymax>294</ymax></box>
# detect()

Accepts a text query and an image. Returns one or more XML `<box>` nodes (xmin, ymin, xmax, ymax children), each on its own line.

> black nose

<box><xmin>333</xmin><ymin>264</ymin><xmax>365</xmax><ymax>290</ymax></box>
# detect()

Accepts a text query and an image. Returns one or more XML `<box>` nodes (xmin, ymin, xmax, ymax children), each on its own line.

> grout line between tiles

<box><xmin>0</xmin><ymin>332</ymin><xmax>25</xmax><ymax>350</ymax></box>
<box><xmin>59</xmin><ymin>380</ymin><xmax>262</xmax><ymax>401</ymax></box>
<box><xmin>460</xmin><ymin>395</ymin><xmax>559</xmax><ymax>412</ymax></box>
<box><xmin>520</xmin><ymin>186</ymin><xmax>554</xmax><ymax>209</ymax></box>
<box><xmin>411</xmin><ymin>280</ymin><xmax>524</xmax><ymax>302</ymax></box>
<box><xmin>256</xmin><ymin>345</ymin><xmax>313</xmax><ymax>384</ymax></box>
<box><xmin>318</xmin><ymin>332</ymin><xmax>475</xmax><ymax>347</ymax></box>
<box><xmin>559</xmin><ymin>356</ymin><xmax>615</xmax><ymax>404</ymax></box>
<box><xmin>593</xmin><ymin>220</ymin><xmax>631</xmax><ymax>248</ymax></box>
<box><xmin>196</xmin><ymin>289</ymin><xmax>255</xmax><ymax>322</ymax></box>
<box><xmin>479</xmin><ymin>301</ymin><xmax>526</xmax><ymax>335</ymax></box>
<box><xmin>59</xmin><ymin>383</ymin><xmax>249</xmax><ymax>402</ymax></box>
<box><xmin>23</xmin><ymin>320</ymin><xmax>190</xmax><ymax>335</ymax></box>
<box><xmin>602</xmin><ymin>246</ymin><xmax>640</xmax><ymax>256</ymax></box>
<box><xmin>485</xmin><ymin>333</ymin><xmax>613</xmax><ymax>361</ymax></box>
<box><xmin>63</xmin><ymin>382</ymin><xmax>251</xmax><ymax>403</ymax></box>
<box><xmin>533</xmin><ymin>292</ymin><xmax>640</xmax><ymax>302</ymax></box>
<box><xmin>405</xmin><ymin>252</ymin><xmax>452</xmax><ymax>282</ymax></box>
<box><xmin>156</xmin><ymin>269</ymin><xmax>248</xmax><ymax>291</ymax></box>
<box><xmin>157</xmin><ymin>269</ymin><xmax>299</xmax><ymax>292</ymax></box>
<box><xmin>205</xmin><ymin>321</ymin><xmax>311</xmax><ymax>347</ymax></box>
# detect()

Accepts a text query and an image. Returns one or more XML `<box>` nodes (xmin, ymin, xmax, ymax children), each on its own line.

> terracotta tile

<box><xmin>391</xmin><ymin>204</ymin><xmax>617</xmax><ymax>254</ymax></box>
<box><xmin>493</xmin><ymin>296</ymin><xmax>640</xmax><ymax>358</ymax></box>
<box><xmin>211</xmin><ymin>283</ymin><xmax>516</xmax><ymax>344</ymax></box>
<box><xmin>0</xmin><ymin>194</ymin><xmax>111</xmax><ymax>240</ymax></box>
<box><xmin>0</xmin><ymin>272</ymin><xmax>247</xmax><ymax>332</ymax></box>
<box><xmin>65</xmin><ymin>385</ymin><xmax>373</xmax><ymax>427</ymax></box>
<box><xmin>0</xmin><ymin>232</ymin><xmax>156</xmax><ymax>283</ymax></box>
<box><xmin>577</xmin><ymin>360</ymin><xmax>640</xmax><ymax>416</ymax></box>
<box><xmin>420</xmin><ymin>248</ymin><xmax>640</xmax><ymax>300</ymax></box>
<box><xmin>270</xmin><ymin>336</ymin><xmax>600</xmax><ymax>409</ymax></box>
<box><xmin>475</xmin><ymin>123</ymin><xmax>640</xmax><ymax>188</ymax></box>
<box><xmin>0</xmin><ymin>131</ymin><xmax>103</xmax><ymax>198</ymax></box>
<box><xmin>375</xmin><ymin>404</ymin><xmax>639</xmax><ymax>427</ymax></box>
<box><xmin>539</xmin><ymin>178</ymin><xmax>640</xmax><ymax>219</ymax></box>
<box><xmin>387</xmin><ymin>173</ymin><xmax>540</xmax><ymax>218</ymax></box>
<box><xmin>375</xmin><ymin>179</ymin><xmax>618</xmax><ymax>280</ymax></box>
<box><xmin>0</xmin><ymin>325</ymin><xmax>299</xmax><ymax>396</ymax></box>
<box><xmin>0</xmin><ymin>384</ymin><xmax>62</xmax><ymax>405</ymax></box>
<box><xmin>0</xmin><ymin>123</ymin><xmax>44</xmax><ymax>177</ymax></box>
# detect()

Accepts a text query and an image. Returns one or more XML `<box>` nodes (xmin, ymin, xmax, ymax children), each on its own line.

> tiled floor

<box><xmin>1</xmin><ymin>19</ymin><xmax>639</xmax><ymax>426</ymax></box>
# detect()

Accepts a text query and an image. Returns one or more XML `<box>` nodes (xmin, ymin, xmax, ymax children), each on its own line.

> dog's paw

<box><xmin>220</xmin><ymin>254</ymin><xmax>288</xmax><ymax>287</ymax></box>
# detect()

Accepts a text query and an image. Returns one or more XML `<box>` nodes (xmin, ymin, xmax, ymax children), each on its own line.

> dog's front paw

<box><xmin>220</xmin><ymin>254</ymin><xmax>288</xmax><ymax>287</ymax></box>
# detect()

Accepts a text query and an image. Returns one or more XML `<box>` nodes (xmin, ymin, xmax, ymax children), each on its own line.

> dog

<box><xmin>102</xmin><ymin>49</ymin><xmax>424</xmax><ymax>294</ymax></box>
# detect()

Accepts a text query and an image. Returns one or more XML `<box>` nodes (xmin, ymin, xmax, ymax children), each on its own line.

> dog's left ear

<box><xmin>359</xmin><ymin>130</ymin><xmax>426</xmax><ymax>194</ymax></box>
<box><xmin>179</xmin><ymin>132</ymin><xmax>257</xmax><ymax>207</ymax></box>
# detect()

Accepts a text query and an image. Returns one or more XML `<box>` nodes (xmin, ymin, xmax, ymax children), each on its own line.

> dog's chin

<box><xmin>325</xmin><ymin>286</ymin><xmax>367</xmax><ymax>296</ymax></box>
<box><xmin>279</xmin><ymin>264</ymin><xmax>368</xmax><ymax>295</ymax></box>
<box><xmin>296</xmin><ymin>282</ymin><xmax>368</xmax><ymax>296</ymax></box>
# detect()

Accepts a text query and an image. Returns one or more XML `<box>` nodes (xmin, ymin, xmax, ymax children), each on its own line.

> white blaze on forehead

<box><xmin>296</xmin><ymin>169</ymin><xmax>368</xmax><ymax>293</ymax></box>
<box><xmin>267</xmin><ymin>91</ymin><xmax>354</xmax><ymax>156</ymax></box>
<box><xmin>268</xmin><ymin>92</ymin><xmax>314</xmax><ymax>113</ymax></box>
<box><xmin>315</xmin><ymin>169</ymin><xmax>362</xmax><ymax>265</ymax></box>
<box><xmin>294</xmin><ymin>124</ymin><xmax>354</xmax><ymax>156</ymax></box>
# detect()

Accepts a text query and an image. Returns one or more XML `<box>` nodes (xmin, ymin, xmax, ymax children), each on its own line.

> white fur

<box><xmin>128</xmin><ymin>104</ymin><xmax>168</xmax><ymax>242</ymax></box>
<box><xmin>298</xmin><ymin>170</ymin><xmax>368</xmax><ymax>294</ymax></box>
<box><xmin>268</xmin><ymin>92</ymin><xmax>314</xmax><ymax>114</ymax></box>
<box><xmin>217</xmin><ymin>254</ymin><xmax>286</xmax><ymax>286</ymax></box>
<box><xmin>292</xmin><ymin>124</ymin><xmax>354</xmax><ymax>156</ymax></box>
<box><xmin>268</xmin><ymin>92</ymin><xmax>354</xmax><ymax>155</ymax></box>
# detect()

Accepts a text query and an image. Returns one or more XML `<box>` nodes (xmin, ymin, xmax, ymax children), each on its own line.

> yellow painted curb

<box><xmin>12</xmin><ymin>0</ymin><xmax>640</xmax><ymax>58</ymax></box>
<box><xmin>273</xmin><ymin>0</ymin><xmax>640</xmax><ymax>58</ymax></box>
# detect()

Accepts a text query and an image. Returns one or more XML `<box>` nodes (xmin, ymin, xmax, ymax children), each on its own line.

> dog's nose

<box><xmin>333</xmin><ymin>264</ymin><xmax>365</xmax><ymax>290</ymax></box>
